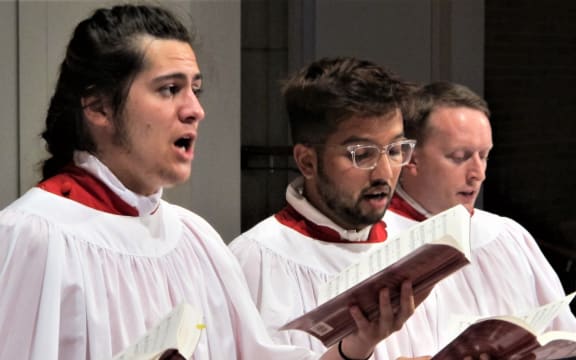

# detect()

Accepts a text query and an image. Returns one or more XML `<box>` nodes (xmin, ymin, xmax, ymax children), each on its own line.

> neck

<box><xmin>284</xmin><ymin>177</ymin><xmax>384</xmax><ymax>242</ymax></box>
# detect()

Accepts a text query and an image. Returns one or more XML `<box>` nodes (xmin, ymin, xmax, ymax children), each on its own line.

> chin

<box><xmin>163</xmin><ymin>170</ymin><xmax>192</xmax><ymax>188</ymax></box>
<box><xmin>176</xmin><ymin>165</ymin><xmax>193</xmax><ymax>180</ymax></box>
<box><xmin>173</xmin><ymin>174</ymin><xmax>192</xmax><ymax>186</ymax></box>
<box><xmin>462</xmin><ymin>203</ymin><xmax>475</xmax><ymax>214</ymax></box>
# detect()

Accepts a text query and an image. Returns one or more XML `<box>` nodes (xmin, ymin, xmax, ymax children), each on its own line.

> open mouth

<box><xmin>174</xmin><ymin>136</ymin><xmax>192</xmax><ymax>151</ymax></box>
<box><xmin>362</xmin><ymin>184</ymin><xmax>391</xmax><ymax>201</ymax></box>
<box><xmin>363</xmin><ymin>192</ymin><xmax>387</xmax><ymax>200</ymax></box>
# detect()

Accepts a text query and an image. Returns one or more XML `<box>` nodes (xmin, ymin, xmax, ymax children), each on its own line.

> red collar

<box><xmin>274</xmin><ymin>205</ymin><xmax>387</xmax><ymax>243</ymax></box>
<box><xmin>389</xmin><ymin>193</ymin><xmax>427</xmax><ymax>222</ymax></box>
<box><xmin>37</xmin><ymin>165</ymin><xmax>139</xmax><ymax>216</ymax></box>
<box><xmin>389</xmin><ymin>193</ymin><xmax>475</xmax><ymax>220</ymax></box>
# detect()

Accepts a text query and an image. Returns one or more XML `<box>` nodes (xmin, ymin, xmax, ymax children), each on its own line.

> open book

<box><xmin>432</xmin><ymin>292</ymin><xmax>576</xmax><ymax>360</ymax></box>
<box><xmin>112</xmin><ymin>303</ymin><xmax>205</xmax><ymax>360</ymax></box>
<box><xmin>280</xmin><ymin>204</ymin><xmax>472</xmax><ymax>347</ymax></box>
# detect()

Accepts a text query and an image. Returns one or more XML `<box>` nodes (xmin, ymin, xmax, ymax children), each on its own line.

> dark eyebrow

<box><xmin>152</xmin><ymin>72</ymin><xmax>203</xmax><ymax>84</ymax></box>
<box><xmin>339</xmin><ymin>133</ymin><xmax>407</xmax><ymax>146</ymax></box>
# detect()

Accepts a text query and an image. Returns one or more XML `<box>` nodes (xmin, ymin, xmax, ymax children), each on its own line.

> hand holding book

<box><xmin>281</xmin><ymin>205</ymin><xmax>472</xmax><ymax>347</ymax></box>
<box><xmin>332</xmin><ymin>279</ymin><xmax>424</xmax><ymax>360</ymax></box>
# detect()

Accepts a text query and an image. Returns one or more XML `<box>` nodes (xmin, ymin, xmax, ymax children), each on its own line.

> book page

<box><xmin>446</xmin><ymin>291</ymin><xmax>576</xmax><ymax>339</ymax></box>
<box><xmin>520</xmin><ymin>291</ymin><xmax>576</xmax><ymax>335</ymax></box>
<box><xmin>435</xmin><ymin>293</ymin><xmax>576</xmax><ymax>360</ymax></box>
<box><xmin>113</xmin><ymin>303</ymin><xmax>204</xmax><ymax>360</ymax></box>
<box><xmin>318</xmin><ymin>205</ymin><xmax>470</xmax><ymax>303</ymax></box>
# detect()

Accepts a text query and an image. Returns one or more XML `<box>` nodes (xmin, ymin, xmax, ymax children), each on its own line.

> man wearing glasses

<box><xmin>230</xmin><ymin>57</ymin><xmax>432</xmax><ymax>360</ymax></box>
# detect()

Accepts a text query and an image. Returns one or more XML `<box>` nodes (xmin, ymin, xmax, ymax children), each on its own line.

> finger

<box><xmin>401</xmin><ymin>280</ymin><xmax>415</xmax><ymax>311</ymax></box>
<box><xmin>378</xmin><ymin>287</ymin><xmax>394</xmax><ymax>328</ymax></box>
<box><xmin>349</xmin><ymin>304</ymin><xmax>369</xmax><ymax>330</ymax></box>
<box><xmin>395</xmin><ymin>280</ymin><xmax>415</xmax><ymax>328</ymax></box>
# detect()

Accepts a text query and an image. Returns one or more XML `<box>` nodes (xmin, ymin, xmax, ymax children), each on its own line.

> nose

<box><xmin>179</xmin><ymin>88</ymin><xmax>205</xmax><ymax>124</ymax></box>
<box><xmin>467</xmin><ymin>154</ymin><xmax>486</xmax><ymax>183</ymax></box>
<box><xmin>370</xmin><ymin>152</ymin><xmax>395</xmax><ymax>182</ymax></box>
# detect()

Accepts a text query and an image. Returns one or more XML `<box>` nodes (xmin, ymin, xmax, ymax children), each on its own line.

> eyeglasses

<box><xmin>346</xmin><ymin>139</ymin><xmax>416</xmax><ymax>170</ymax></box>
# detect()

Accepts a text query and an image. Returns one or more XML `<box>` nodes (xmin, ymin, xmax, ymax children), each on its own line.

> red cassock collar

<box><xmin>388</xmin><ymin>193</ymin><xmax>427</xmax><ymax>222</ymax></box>
<box><xmin>274</xmin><ymin>204</ymin><xmax>387</xmax><ymax>244</ymax></box>
<box><xmin>37</xmin><ymin>165</ymin><xmax>139</xmax><ymax>216</ymax></box>
<box><xmin>389</xmin><ymin>192</ymin><xmax>474</xmax><ymax>221</ymax></box>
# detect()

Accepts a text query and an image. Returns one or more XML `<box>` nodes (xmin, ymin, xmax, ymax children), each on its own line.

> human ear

<box><xmin>81</xmin><ymin>95</ymin><xmax>111</xmax><ymax>127</ymax></box>
<box><xmin>293</xmin><ymin>144</ymin><xmax>317</xmax><ymax>179</ymax></box>
<box><xmin>402</xmin><ymin>149</ymin><xmax>419</xmax><ymax>176</ymax></box>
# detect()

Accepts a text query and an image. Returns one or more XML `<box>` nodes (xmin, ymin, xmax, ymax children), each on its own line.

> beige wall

<box><xmin>0</xmin><ymin>0</ymin><xmax>19</xmax><ymax>205</ymax></box>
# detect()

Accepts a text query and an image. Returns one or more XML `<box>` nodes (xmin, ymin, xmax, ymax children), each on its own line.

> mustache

<box><xmin>362</xmin><ymin>180</ymin><xmax>392</xmax><ymax>195</ymax></box>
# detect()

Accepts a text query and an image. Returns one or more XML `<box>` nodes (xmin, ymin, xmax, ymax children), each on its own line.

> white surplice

<box><xmin>0</xmin><ymin>153</ymin><xmax>318</xmax><ymax>360</ymax></box>
<box><xmin>229</xmin><ymin>177</ymin><xmax>437</xmax><ymax>359</ymax></box>
<box><xmin>384</xmin><ymin>186</ymin><xmax>576</xmax><ymax>350</ymax></box>
<box><xmin>230</xmin><ymin>178</ymin><xmax>576</xmax><ymax>359</ymax></box>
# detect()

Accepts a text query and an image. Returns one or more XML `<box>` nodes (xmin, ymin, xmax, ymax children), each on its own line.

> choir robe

<box><xmin>231</xmin><ymin>179</ymin><xmax>576</xmax><ymax>359</ymax></box>
<box><xmin>384</xmin><ymin>186</ymin><xmax>576</xmax><ymax>349</ymax></box>
<box><xmin>0</xmin><ymin>152</ymin><xmax>318</xmax><ymax>360</ymax></box>
<box><xmin>230</xmin><ymin>177</ymin><xmax>437</xmax><ymax>359</ymax></box>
